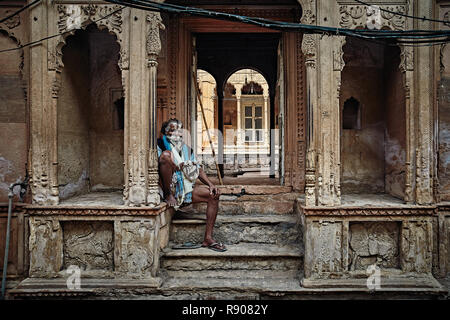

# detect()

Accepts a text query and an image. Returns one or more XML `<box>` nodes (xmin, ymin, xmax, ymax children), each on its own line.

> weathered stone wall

<box><xmin>87</xmin><ymin>28</ymin><xmax>123</xmax><ymax>190</ymax></box>
<box><xmin>58</xmin><ymin>30</ymin><xmax>91</xmax><ymax>199</ymax></box>
<box><xmin>0</xmin><ymin>30</ymin><xmax>27</xmax><ymax>202</ymax></box>
<box><xmin>349</xmin><ymin>221</ymin><xmax>400</xmax><ymax>271</ymax></box>
<box><xmin>384</xmin><ymin>46</ymin><xmax>406</xmax><ymax>200</ymax></box>
<box><xmin>439</xmin><ymin>46</ymin><xmax>450</xmax><ymax>201</ymax></box>
<box><xmin>340</xmin><ymin>40</ymin><xmax>385</xmax><ymax>194</ymax></box>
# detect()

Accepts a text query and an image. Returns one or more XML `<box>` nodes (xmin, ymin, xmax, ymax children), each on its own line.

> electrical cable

<box><xmin>1</xmin><ymin>0</ymin><xmax>450</xmax><ymax>54</ymax></box>
<box><xmin>0</xmin><ymin>0</ymin><xmax>41</xmax><ymax>24</ymax></box>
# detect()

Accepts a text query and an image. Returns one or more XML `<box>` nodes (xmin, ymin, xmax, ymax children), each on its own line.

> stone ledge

<box><xmin>24</xmin><ymin>204</ymin><xmax>167</xmax><ymax>216</ymax></box>
<box><xmin>301</xmin><ymin>274</ymin><xmax>446</xmax><ymax>292</ymax></box>
<box><xmin>300</xmin><ymin>205</ymin><xmax>436</xmax><ymax>216</ymax></box>
<box><xmin>8</xmin><ymin>277</ymin><xmax>163</xmax><ymax>298</ymax></box>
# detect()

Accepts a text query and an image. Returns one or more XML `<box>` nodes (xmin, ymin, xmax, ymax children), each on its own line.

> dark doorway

<box><xmin>195</xmin><ymin>33</ymin><xmax>280</xmax><ymax>180</ymax></box>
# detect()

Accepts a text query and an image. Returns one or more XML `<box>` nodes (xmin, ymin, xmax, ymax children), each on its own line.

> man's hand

<box><xmin>208</xmin><ymin>184</ymin><xmax>220</xmax><ymax>199</ymax></box>
<box><xmin>176</xmin><ymin>162</ymin><xmax>184</xmax><ymax>171</ymax></box>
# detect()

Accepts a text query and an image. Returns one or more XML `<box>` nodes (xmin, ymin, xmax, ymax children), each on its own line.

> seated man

<box><xmin>157</xmin><ymin>119</ymin><xmax>227</xmax><ymax>252</ymax></box>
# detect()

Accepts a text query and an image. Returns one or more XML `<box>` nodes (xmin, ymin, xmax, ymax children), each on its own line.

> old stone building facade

<box><xmin>0</xmin><ymin>0</ymin><xmax>449</xmax><ymax>299</ymax></box>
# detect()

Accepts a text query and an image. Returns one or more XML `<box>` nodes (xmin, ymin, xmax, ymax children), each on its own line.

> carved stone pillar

<box><xmin>29</xmin><ymin>1</ymin><xmax>58</xmax><ymax>205</ymax></box>
<box><xmin>414</xmin><ymin>1</ymin><xmax>434</xmax><ymax>205</ymax></box>
<box><xmin>146</xmin><ymin>12</ymin><xmax>164</xmax><ymax>207</ymax></box>
<box><xmin>123</xmin><ymin>9</ymin><xmax>154</xmax><ymax>206</ymax></box>
<box><xmin>301</xmin><ymin>6</ymin><xmax>319</xmax><ymax>206</ymax></box>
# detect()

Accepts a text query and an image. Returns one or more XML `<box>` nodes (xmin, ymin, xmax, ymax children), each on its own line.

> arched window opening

<box><xmin>343</xmin><ymin>97</ymin><xmax>361</xmax><ymax>130</ymax></box>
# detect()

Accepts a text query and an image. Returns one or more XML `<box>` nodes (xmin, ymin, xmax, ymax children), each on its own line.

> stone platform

<box><xmin>298</xmin><ymin>193</ymin><xmax>445</xmax><ymax>293</ymax></box>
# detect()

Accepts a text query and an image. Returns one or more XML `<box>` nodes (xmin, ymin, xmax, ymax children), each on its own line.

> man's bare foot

<box><xmin>166</xmin><ymin>193</ymin><xmax>177</xmax><ymax>207</ymax></box>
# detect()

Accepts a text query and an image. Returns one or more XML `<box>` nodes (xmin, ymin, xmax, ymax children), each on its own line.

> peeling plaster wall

<box><xmin>88</xmin><ymin>31</ymin><xmax>123</xmax><ymax>189</ymax></box>
<box><xmin>439</xmin><ymin>45</ymin><xmax>450</xmax><ymax>201</ymax></box>
<box><xmin>349</xmin><ymin>222</ymin><xmax>400</xmax><ymax>271</ymax></box>
<box><xmin>383</xmin><ymin>46</ymin><xmax>406</xmax><ymax>200</ymax></box>
<box><xmin>340</xmin><ymin>40</ymin><xmax>405</xmax><ymax>196</ymax></box>
<box><xmin>58</xmin><ymin>31</ymin><xmax>91</xmax><ymax>199</ymax></box>
<box><xmin>0</xmin><ymin>32</ymin><xmax>27</xmax><ymax>202</ymax></box>
<box><xmin>340</xmin><ymin>40</ymin><xmax>385</xmax><ymax>193</ymax></box>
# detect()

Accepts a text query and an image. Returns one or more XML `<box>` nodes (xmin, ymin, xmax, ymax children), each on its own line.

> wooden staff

<box><xmin>193</xmin><ymin>70</ymin><xmax>223</xmax><ymax>185</ymax></box>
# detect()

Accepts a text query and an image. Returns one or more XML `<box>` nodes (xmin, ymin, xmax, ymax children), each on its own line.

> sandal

<box><xmin>172</xmin><ymin>242</ymin><xmax>202</xmax><ymax>250</ymax></box>
<box><xmin>202</xmin><ymin>242</ymin><xmax>227</xmax><ymax>252</ymax></box>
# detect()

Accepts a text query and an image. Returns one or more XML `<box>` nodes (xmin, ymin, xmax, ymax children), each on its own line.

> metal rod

<box><xmin>1</xmin><ymin>185</ymin><xmax>16</xmax><ymax>300</ymax></box>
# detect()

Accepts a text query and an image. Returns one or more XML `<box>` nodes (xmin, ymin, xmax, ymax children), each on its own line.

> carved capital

<box><xmin>302</xmin><ymin>34</ymin><xmax>317</xmax><ymax>68</ymax></box>
<box><xmin>146</xmin><ymin>12</ymin><xmax>165</xmax><ymax>58</ymax></box>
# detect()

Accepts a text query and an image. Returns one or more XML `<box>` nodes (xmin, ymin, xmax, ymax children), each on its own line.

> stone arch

<box><xmin>52</xmin><ymin>4</ymin><xmax>124</xmax><ymax>73</ymax></box>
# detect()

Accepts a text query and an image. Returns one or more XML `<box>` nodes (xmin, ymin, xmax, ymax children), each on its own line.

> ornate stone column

<box><xmin>146</xmin><ymin>12</ymin><xmax>165</xmax><ymax>207</ymax></box>
<box><xmin>29</xmin><ymin>0</ymin><xmax>58</xmax><ymax>205</ymax></box>
<box><xmin>414</xmin><ymin>1</ymin><xmax>434</xmax><ymax>204</ymax></box>
<box><xmin>300</xmin><ymin>3</ymin><xmax>318</xmax><ymax>206</ymax></box>
<box><xmin>123</xmin><ymin>8</ymin><xmax>161</xmax><ymax>206</ymax></box>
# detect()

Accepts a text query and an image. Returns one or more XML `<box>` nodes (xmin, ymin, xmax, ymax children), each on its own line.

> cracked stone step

<box><xmin>170</xmin><ymin>214</ymin><xmax>302</xmax><ymax>245</ymax></box>
<box><xmin>161</xmin><ymin>243</ymin><xmax>304</xmax><ymax>271</ymax></box>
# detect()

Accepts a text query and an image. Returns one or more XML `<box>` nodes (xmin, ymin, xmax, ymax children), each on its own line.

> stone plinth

<box><xmin>27</xmin><ymin>204</ymin><xmax>168</xmax><ymax>281</ymax></box>
<box><xmin>297</xmin><ymin>197</ymin><xmax>444</xmax><ymax>292</ymax></box>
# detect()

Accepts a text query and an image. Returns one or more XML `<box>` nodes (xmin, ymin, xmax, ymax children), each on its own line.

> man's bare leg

<box><xmin>192</xmin><ymin>185</ymin><xmax>225</xmax><ymax>250</ymax></box>
<box><xmin>158</xmin><ymin>150</ymin><xmax>177</xmax><ymax>207</ymax></box>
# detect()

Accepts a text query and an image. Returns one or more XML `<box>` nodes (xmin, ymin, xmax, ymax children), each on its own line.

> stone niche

<box><xmin>299</xmin><ymin>206</ymin><xmax>444</xmax><ymax>290</ymax></box>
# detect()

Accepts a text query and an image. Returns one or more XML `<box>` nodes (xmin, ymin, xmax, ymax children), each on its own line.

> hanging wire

<box><xmin>1</xmin><ymin>0</ymin><xmax>450</xmax><ymax>54</ymax></box>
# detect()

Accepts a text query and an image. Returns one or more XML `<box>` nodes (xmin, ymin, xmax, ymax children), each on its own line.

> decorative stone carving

<box><xmin>47</xmin><ymin>47</ymin><xmax>64</xmax><ymax>72</ymax></box>
<box><xmin>146</xmin><ymin>12</ymin><xmax>165</xmax><ymax>59</ymax></box>
<box><xmin>305</xmin><ymin>149</ymin><xmax>316</xmax><ymax>206</ymax></box>
<box><xmin>349</xmin><ymin>222</ymin><xmax>400</xmax><ymax>271</ymax></box>
<box><xmin>400</xmin><ymin>46</ymin><xmax>414</xmax><ymax>72</ymax></box>
<box><xmin>339</xmin><ymin>5</ymin><xmax>406</xmax><ymax>31</ymax></box>
<box><xmin>117</xmin><ymin>221</ymin><xmax>158</xmax><ymax>276</ymax></box>
<box><xmin>29</xmin><ymin>218</ymin><xmax>63</xmax><ymax>277</ymax></box>
<box><xmin>301</xmin><ymin>34</ymin><xmax>317</xmax><ymax>68</ymax></box>
<box><xmin>63</xmin><ymin>221</ymin><xmax>114</xmax><ymax>271</ymax></box>
<box><xmin>2</xmin><ymin>10</ymin><xmax>20</xmax><ymax>29</ymax></box>
<box><xmin>57</xmin><ymin>4</ymin><xmax>122</xmax><ymax>34</ymax></box>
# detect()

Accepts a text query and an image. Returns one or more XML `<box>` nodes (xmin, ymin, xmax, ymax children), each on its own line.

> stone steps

<box><xmin>170</xmin><ymin>214</ymin><xmax>301</xmax><ymax>245</ymax></box>
<box><xmin>160</xmin><ymin>243</ymin><xmax>303</xmax><ymax>272</ymax></box>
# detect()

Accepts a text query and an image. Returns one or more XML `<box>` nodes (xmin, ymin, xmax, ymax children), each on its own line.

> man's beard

<box><xmin>167</xmin><ymin>134</ymin><xmax>183</xmax><ymax>152</ymax></box>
